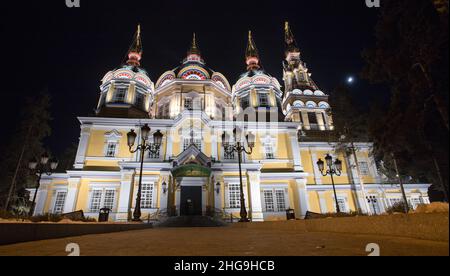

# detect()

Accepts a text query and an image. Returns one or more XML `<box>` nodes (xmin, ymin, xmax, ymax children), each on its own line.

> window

<box><xmin>275</xmin><ymin>190</ymin><xmax>287</xmax><ymax>211</ymax></box>
<box><xmin>141</xmin><ymin>183</ymin><xmax>154</xmax><ymax>209</ymax></box>
<box><xmin>336</xmin><ymin>196</ymin><xmax>349</xmax><ymax>213</ymax></box>
<box><xmin>89</xmin><ymin>190</ymin><xmax>103</xmax><ymax>212</ymax></box>
<box><xmin>224</xmin><ymin>150</ymin><xmax>235</xmax><ymax>160</ymax></box>
<box><xmin>263</xmin><ymin>190</ymin><xmax>275</xmax><ymax>212</ymax></box>
<box><xmin>263</xmin><ymin>189</ymin><xmax>287</xmax><ymax>212</ymax></box>
<box><xmin>148</xmin><ymin>147</ymin><xmax>161</xmax><ymax>159</ymax></box>
<box><xmin>103</xmin><ymin>190</ymin><xmax>116</xmax><ymax>210</ymax></box>
<box><xmin>215</xmin><ymin>104</ymin><xmax>226</xmax><ymax>120</ymax></box>
<box><xmin>135</xmin><ymin>93</ymin><xmax>145</xmax><ymax>110</ymax></box>
<box><xmin>53</xmin><ymin>191</ymin><xmax>67</xmax><ymax>214</ymax></box>
<box><xmin>308</xmin><ymin>112</ymin><xmax>318</xmax><ymax>124</ymax></box>
<box><xmin>228</xmin><ymin>184</ymin><xmax>241</xmax><ymax>209</ymax></box>
<box><xmin>241</xmin><ymin>96</ymin><xmax>250</xmax><ymax>110</ymax></box>
<box><xmin>259</xmin><ymin>93</ymin><xmax>269</xmax><ymax>107</ymax></box>
<box><xmin>264</xmin><ymin>143</ymin><xmax>275</xmax><ymax>159</ymax></box>
<box><xmin>184</xmin><ymin>138</ymin><xmax>202</xmax><ymax>151</ymax></box>
<box><xmin>105</xmin><ymin>142</ymin><xmax>117</xmax><ymax>157</ymax></box>
<box><xmin>388</xmin><ymin>197</ymin><xmax>402</xmax><ymax>207</ymax></box>
<box><xmin>113</xmin><ymin>87</ymin><xmax>127</xmax><ymax>103</ymax></box>
<box><xmin>298</xmin><ymin>73</ymin><xmax>306</xmax><ymax>82</ymax></box>
<box><xmin>184</xmin><ymin>98</ymin><xmax>193</xmax><ymax>110</ymax></box>
<box><xmin>157</xmin><ymin>102</ymin><xmax>170</xmax><ymax>119</ymax></box>
<box><xmin>89</xmin><ymin>189</ymin><xmax>116</xmax><ymax>212</ymax></box>
<box><xmin>358</xmin><ymin>161</ymin><xmax>370</xmax><ymax>176</ymax></box>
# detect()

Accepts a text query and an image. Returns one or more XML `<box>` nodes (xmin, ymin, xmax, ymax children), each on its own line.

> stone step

<box><xmin>155</xmin><ymin>216</ymin><xmax>228</xmax><ymax>228</ymax></box>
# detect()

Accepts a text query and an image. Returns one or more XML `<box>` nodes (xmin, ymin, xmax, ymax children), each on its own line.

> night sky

<box><xmin>0</xmin><ymin>0</ymin><xmax>387</xmax><ymax>156</ymax></box>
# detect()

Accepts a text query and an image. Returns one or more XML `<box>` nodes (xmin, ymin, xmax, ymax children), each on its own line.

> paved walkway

<box><xmin>0</xmin><ymin>226</ymin><xmax>448</xmax><ymax>256</ymax></box>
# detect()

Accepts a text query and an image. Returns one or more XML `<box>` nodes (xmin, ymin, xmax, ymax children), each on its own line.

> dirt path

<box><xmin>0</xmin><ymin>226</ymin><xmax>447</xmax><ymax>256</ymax></box>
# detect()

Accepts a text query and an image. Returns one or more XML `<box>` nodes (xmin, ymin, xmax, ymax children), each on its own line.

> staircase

<box><xmin>154</xmin><ymin>216</ymin><xmax>228</xmax><ymax>228</ymax></box>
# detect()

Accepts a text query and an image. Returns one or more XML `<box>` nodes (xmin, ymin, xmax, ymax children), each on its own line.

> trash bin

<box><xmin>286</xmin><ymin>209</ymin><xmax>296</xmax><ymax>220</ymax></box>
<box><xmin>98</xmin><ymin>208</ymin><xmax>111</xmax><ymax>222</ymax></box>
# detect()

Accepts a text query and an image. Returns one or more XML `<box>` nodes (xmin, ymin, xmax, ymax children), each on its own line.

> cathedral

<box><xmin>31</xmin><ymin>23</ymin><xmax>431</xmax><ymax>222</ymax></box>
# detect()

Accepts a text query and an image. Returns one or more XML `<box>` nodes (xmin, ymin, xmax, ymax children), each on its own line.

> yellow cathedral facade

<box><xmin>30</xmin><ymin>24</ymin><xmax>431</xmax><ymax>222</ymax></box>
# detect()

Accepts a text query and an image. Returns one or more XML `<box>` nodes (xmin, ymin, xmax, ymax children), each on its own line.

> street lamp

<box><xmin>317</xmin><ymin>154</ymin><xmax>343</xmax><ymax>213</ymax></box>
<box><xmin>28</xmin><ymin>153</ymin><xmax>58</xmax><ymax>216</ymax></box>
<box><xmin>215</xmin><ymin>182</ymin><xmax>221</xmax><ymax>194</ymax></box>
<box><xmin>222</xmin><ymin>127</ymin><xmax>255</xmax><ymax>222</ymax></box>
<box><xmin>127</xmin><ymin>124</ymin><xmax>163</xmax><ymax>222</ymax></box>
<box><xmin>161</xmin><ymin>181</ymin><xmax>167</xmax><ymax>194</ymax></box>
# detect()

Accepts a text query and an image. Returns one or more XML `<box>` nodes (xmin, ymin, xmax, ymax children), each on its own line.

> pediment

<box><xmin>173</xmin><ymin>144</ymin><xmax>211</xmax><ymax>167</ymax></box>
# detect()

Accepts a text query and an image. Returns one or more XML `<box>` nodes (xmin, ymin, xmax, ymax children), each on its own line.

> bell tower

<box><xmin>281</xmin><ymin>22</ymin><xmax>333</xmax><ymax>130</ymax></box>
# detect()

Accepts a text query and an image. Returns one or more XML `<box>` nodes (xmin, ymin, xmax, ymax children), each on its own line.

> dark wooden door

<box><xmin>180</xmin><ymin>186</ymin><xmax>202</xmax><ymax>216</ymax></box>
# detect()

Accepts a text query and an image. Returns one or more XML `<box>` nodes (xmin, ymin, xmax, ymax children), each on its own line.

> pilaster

<box><xmin>248</xmin><ymin>170</ymin><xmax>263</xmax><ymax>222</ymax></box>
<box><xmin>63</xmin><ymin>177</ymin><xmax>81</xmax><ymax>214</ymax></box>
<box><xmin>295</xmin><ymin>178</ymin><xmax>309</xmax><ymax>219</ymax></box>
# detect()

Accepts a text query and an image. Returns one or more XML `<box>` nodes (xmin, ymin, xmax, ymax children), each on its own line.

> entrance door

<box><xmin>180</xmin><ymin>186</ymin><xmax>202</xmax><ymax>216</ymax></box>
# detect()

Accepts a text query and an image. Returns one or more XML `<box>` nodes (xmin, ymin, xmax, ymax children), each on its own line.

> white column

<box><xmin>356</xmin><ymin>190</ymin><xmax>369</xmax><ymax>214</ymax></box>
<box><xmin>316</xmin><ymin>112</ymin><xmax>325</xmax><ymax>131</ymax></box>
<box><xmin>116</xmin><ymin>169</ymin><xmax>134</xmax><ymax>222</ymax></box>
<box><xmin>295</xmin><ymin>178</ymin><xmax>309</xmax><ymax>219</ymax></box>
<box><xmin>301</xmin><ymin>111</ymin><xmax>310</xmax><ymax>130</ymax></box>
<box><xmin>349</xmin><ymin>149</ymin><xmax>371</xmax><ymax>214</ymax></box>
<box><xmin>63</xmin><ymin>178</ymin><xmax>81</xmax><ymax>213</ymax></box>
<box><xmin>248</xmin><ymin>171</ymin><xmax>263</xmax><ymax>222</ymax></box>
<box><xmin>165</xmin><ymin>130</ymin><xmax>173</xmax><ymax>160</ymax></box>
<box><xmin>211</xmin><ymin>134</ymin><xmax>218</xmax><ymax>161</ymax></box>
<box><xmin>33</xmin><ymin>181</ymin><xmax>51</xmax><ymax>216</ymax></box>
<box><xmin>289</xmin><ymin>132</ymin><xmax>303</xmax><ymax>171</ymax></box>
<box><xmin>317</xmin><ymin>191</ymin><xmax>327</xmax><ymax>214</ymax></box>
<box><xmin>74</xmin><ymin>125</ymin><xmax>92</xmax><ymax>169</ymax></box>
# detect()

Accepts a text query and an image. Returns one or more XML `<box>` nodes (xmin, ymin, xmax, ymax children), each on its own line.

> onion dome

<box><xmin>234</xmin><ymin>31</ymin><xmax>282</xmax><ymax>93</ymax></box>
<box><xmin>232</xmin><ymin>31</ymin><xmax>283</xmax><ymax>120</ymax></box>
<box><xmin>155</xmin><ymin>34</ymin><xmax>231</xmax><ymax>91</ymax></box>
<box><xmin>96</xmin><ymin>25</ymin><xmax>155</xmax><ymax>118</ymax></box>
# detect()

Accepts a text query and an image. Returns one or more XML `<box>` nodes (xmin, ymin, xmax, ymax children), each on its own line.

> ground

<box><xmin>0</xmin><ymin>225</ymin><xmax>448</xmax><ymax>256</ymax></box>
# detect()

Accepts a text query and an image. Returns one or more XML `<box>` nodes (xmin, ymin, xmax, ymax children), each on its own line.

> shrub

<box><xmin>385</xmin><ymin>202</ymin><xmax>409</xmax><ymax>214</ymax></box>
<box><xmin>0</xmin><ymin>209</ymin><xmax>15</xmax><ymax>219</ymax></box>
<box><xmin>323</xmin><ymin>211</ymin><xmax>368</xmax><ymax>218</ymax></box>
<box><xmin>81</xmin><ymin>217</ymin><xmax>97</xmax><ymax>223</ymax></box>
<box><xmin>30</xmin><ymin>213</ymin><xmax>63</xmax><ymax>223</ymax></box>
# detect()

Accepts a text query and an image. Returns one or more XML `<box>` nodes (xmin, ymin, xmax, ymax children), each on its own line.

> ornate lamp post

<box><xmin>28</xmin><ymin>153</ymin><xmax>58</xmax><ymax>217</ymax></box>
<box><xmin>317</xmin><ymin>154</ymin><xmax>343</xmax><ymax>213</ymax></box>
<box><xmin>127</xmin><ymin>124</ymin><xmax>163</xmax><ymax>222</ymax></box>
<box><xmin>222</xmin><ymin>127</ymin><xmax>255</xmax><ymax>222</ymax></box>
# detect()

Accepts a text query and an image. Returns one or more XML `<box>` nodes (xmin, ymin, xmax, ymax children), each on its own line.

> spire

<box><xmin>185</xmin><ymin>32</ymin><xmax>204</xmax><ymax>64</ymax></box>
<box><xmin>245</xmin><ymin>31</ymin><xmax>260</xmax><ymax>71</ymax></box>
<box><xmin>126</xmin><ymin>24</ymin><xmax>143</xmax><ymax>67</ymax></box>
<box><xmin>189</xmin><ymin>33</ymin><xmax>201</xmax><ymax>55</ymax></box>
<box><xmin>285</xmin><ymin>22</ymin><xmax>299</xmax><ymax>53</ymax></box>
